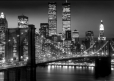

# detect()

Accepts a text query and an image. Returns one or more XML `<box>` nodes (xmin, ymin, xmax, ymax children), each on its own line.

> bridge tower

<box><xmin>5</xmin><ymin>24</ymin><xmax>36</xmax><ymax>66</ymax></box>
<box><xmin>4</xmin><ymin>25</ymin><xmax>36</xmax><ymax>81</ymax></box>
<box><xmin>95</xmin><ymin>40</ymin><xmax>111</xmax><ymax>77</ymax></box>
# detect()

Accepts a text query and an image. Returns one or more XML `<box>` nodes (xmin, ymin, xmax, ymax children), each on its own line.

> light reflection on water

<box><xmin>0</xmin><ymin>72</ymin><xmax>4</xmax><ymax>81</ymax></box>
<box><xmin>47</xmin><ymin>65</ymin><xmax>95</xmax><ymax>75</ymax></box>
<box><xmin>37</xmin><ymin>65</ymin><xmax>114</xmax><ymax>81</ymax></box>
<box><xmin>0</xmin><ymin>66</ymin><xmax>113</xmax><ymax>81</ymax></box>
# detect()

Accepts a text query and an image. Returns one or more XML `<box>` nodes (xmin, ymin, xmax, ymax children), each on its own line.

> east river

<box><xmin>36</xmin><ymin>65</ymin><xmax>114</xmax><ymax>81</ymax></box>
<box><xmin>0</xmin><ymin>65</ymin><xmax>114</xmax><ymax>81</ymax></box>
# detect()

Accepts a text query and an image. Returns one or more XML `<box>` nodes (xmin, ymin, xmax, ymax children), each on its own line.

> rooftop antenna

<box><xmin>101</xmin><ymin>20</ymin><xmax>103</xmax><ymax>24</ymax></box>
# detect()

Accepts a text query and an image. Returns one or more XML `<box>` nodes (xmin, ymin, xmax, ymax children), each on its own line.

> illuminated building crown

<box><xmin>0</xmin><ymin>12</ymin><xmax>5</xmax><ymax>18</ymax></box>
<box><xmin>100</xmin><ymin>20</ymin><xmax>104</xmax><ymax>30</ymax></box>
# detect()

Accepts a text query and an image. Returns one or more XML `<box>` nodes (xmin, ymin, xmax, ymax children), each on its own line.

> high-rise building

<box><xmin>72</xmin><ymin>30</ymin><xmax>79</xmax><ymax>43</ymax></box>
<box><xmin>48</xmin><ymin>2</ymin><xmax>57</xmax><ymax>36</ymax></box>
<box><xmin>58</xmin><ymin>33</ymin><xmax>62</xmax><ymax>40</ymax></box>
<box><xmin>85</xmin><ymin>31</ymin><xmax>94</xmax><ymax>41</ymax></box>
<box><xmin>65</xmin><ymin>30</ymin><xmax>71</xmax><ymax>40</ymax></box>
<box><xmin>62</xmin><ymin>1</ymin><xmax>71</xmax><ymax>34</ymax></box>
<box><xmin>85</xmin><ymin>31</ymin><xmax>94</xmax><ymax>49</ymax></box>
<box><xmin>52</xmin><ymin>35</ymin><xmax>58</xmax><ymax>43</ymax></box>
<box><xmin>0</xmin><ymin>12</ymin><xmax>7</xmax><ymax>60</ymax></box>
<box><xmin>0</xmin><ymin>12</ymin><xmax>8</xmax><ymax>31</ymax></box>
<box><xmin>98</xmin><ymin>20</ymin><xmax>106</xmax><ymax>41</ymax></box>
<box><xmin>18</xmin><ymin>15</ymin><xmax>28</xmax><ymax>28</ymax></box>
<box><xmin>39</xmin><ymin>23</ymin><xmax>49</xmax><ymax>38</ymax></box>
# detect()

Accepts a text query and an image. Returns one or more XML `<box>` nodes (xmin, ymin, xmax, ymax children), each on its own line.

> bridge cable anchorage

<box><xmin>83</xmin><ymin>42</ymin><xmax>96</xmax><ymax>53</ymax></box>
<box><xmin>95</xmin><ymin>41</ymin><xmax>108</xmax><ymax>54</ymax></box>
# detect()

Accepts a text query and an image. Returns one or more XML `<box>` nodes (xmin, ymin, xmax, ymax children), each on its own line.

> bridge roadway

<box><xmin>0</xmin><ymin>61</ymin><xmax>29</xmax><ymax>72</ymax></box>
<box><xmin>0</xmin><ymin>55</ymin><xmax>109</xmax><ymax>71</ymax></box>
<box><xmin>36</xmin><ymin>55</ymin><xmax>108</xmax><ymax>66</ymax></box>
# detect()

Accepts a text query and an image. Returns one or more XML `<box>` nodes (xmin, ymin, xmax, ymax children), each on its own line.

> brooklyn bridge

<box><xmin>0</xmin><ymin>25</ymin><xmax>113</xmax><ymax>77</ymax></box>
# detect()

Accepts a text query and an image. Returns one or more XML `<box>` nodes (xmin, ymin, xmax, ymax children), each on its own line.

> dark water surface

<box><xmin>36</xmin><ymin>65</ymin><xmax>114</xmax><ymax>81</ymax></box>
<box><xmin>0</xmin><ymin>65</ymin><xmax>114</xmax><ymax>81</ymax></box>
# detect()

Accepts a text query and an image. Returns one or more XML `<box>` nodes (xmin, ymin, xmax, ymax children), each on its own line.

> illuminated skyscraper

<box><xmin>18</xmin><ymin>15</ymin><xmax>28</xmax><ymax>28</ymax></box>
<box><xmin>62</xmin><ymin>0</ymin><xmax>71</xmax><ymax>34</ymax></box>
<box><xmin>72</xmin><ymin>30</ymin><xmax>79</xmax><ymax>43</ymax></box>
<box><xmin>98</xmin><ymin>20</ymin><xmax>106</xmax><ymax>40</ymax></box>
<box><xmin>0</xmin><ymin>12</ymin><xmax>8</xmax><ymax>30</ymax></box>
<box><xmin>48</xmin><ymin>2</ymin><xmax>57</xmax><ymax>36</ymax></box>
<box><xmin>39</xmin><ymin>23</ymin><xmax>49</xmax><ymax>38</ymax></box>
<box><xmin>0</xmin><ymin>12</ymin><xmax>7</xmax><ymax>60</ymax></box>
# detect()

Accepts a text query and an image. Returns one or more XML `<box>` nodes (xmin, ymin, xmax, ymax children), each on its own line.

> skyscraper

<box><xmin>18</xmin><ymin>15</ymin><xmax>28</xmax><ymax>28</ymax></box>
<box><xmin>62</xmin><ymin>0</ymin><xmax>71</xmax><ymax>34</ymax></box>
<box><xmin>0</xmin><ymin>12</ymin><xmax>8</xmax><ymax>60</ymax></box>
<box><xmin>98</xmin><ymin>20</ymin><xmax>106</xmax><ymax>41</ymax></box>
<box><xmin>65</xmin><ymin>30</ymin><xmax>71</xmax><ymax>40</ymax></box>
<box><xmin>85</xmin><ymin>31</ymin><xmax>94</xmax><ymax>41</ymax></box>
<box><xmin>72</xmin><ymin>30</ymin><xmax>79</xmax><ymax>43</ymax></box>
<box><xmin>0</xmin><ymin>12</ymin><xmax>8</xmax><ymax>30</ymax></box>
<box><xmin>48</xmin><ymin>2</ymin><xmax>57</xmax><ymax>36</ymax></box>
<box><xmin>39</xmin><ymin>23</ymin><xmax>49</xmax><ymax>38</ymax></box>
<box><xmin>85</xmin><ymin>31</ymin><xmax>94</xmax><ymax>49</ymax></box>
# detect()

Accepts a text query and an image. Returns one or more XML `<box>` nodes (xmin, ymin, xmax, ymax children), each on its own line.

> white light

<box><xmin>21</xmin><ymin>56</ymin><xmax>23</xmax><ymax>59</ymax></box>
<box><xmin>92</xmin><ymin>52</ymin><xmax>94</xmax><ymax>54</ymax></box>
<box><xmin>102</xmin><ymin>52</ymin><xmax>104</xmax><ymax>55</ymax></box>
<box><xmin>8</xmin><ymin>40</ymin><xmax>11</xmax><ymax>42</ymax></box>
<box><xmin>11</xmin><ymin>58</ymin><xmax>13</xmax><ymax>61</ymax></box>
<box><xmin>17</xmin><ymin>35</ymin><xmax>19</xmax><ymax>37</ymax></box>
<box><xmin>1</xmin><ymin>12</ymin><xmax>4</xmax><ymax>18</ymax></box>
<box><xmin>111</xmin><ymin>68</ymin><xmax>114</xmax><ymax>70</ymax></box>
<box><xmin>97</xmin><ymin>53</ymin><xmax>99</xmax><ymax>54</ymax></box>
<box><xmin>2</xmin><ymin>58</ymin><xmax>5</xmax><ymax>63</ymax></box>
<box><xmin>100</xmin><ymin>24</ymin><xmax>104</xmax><ymax>31</ymax></box>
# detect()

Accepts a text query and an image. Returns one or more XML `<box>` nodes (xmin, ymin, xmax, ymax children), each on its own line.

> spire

<box><xmin>101</xmin><ymin>20</ymin><xmax>103</xmax><ymax>24</ymax></box>
<box><xmin>100</xmin><ymin>20</ymin><xmax>104</xmax><ymax>30</ymax></box>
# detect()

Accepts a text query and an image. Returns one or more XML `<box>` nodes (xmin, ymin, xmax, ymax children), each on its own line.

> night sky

<box><xmin>0</xmin><ymin>0</ymin><xmax>114</xmax><ymax>38</ymax></box>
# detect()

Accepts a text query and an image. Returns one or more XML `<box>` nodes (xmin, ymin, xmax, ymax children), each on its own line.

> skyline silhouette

<box><xmin>0</xmin><ymin>0</ymin><xmax>114</xmax><ymax>38</ymax></box>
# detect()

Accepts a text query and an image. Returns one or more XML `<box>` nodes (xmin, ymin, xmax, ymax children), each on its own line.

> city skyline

<box><xmin>0</xmin><ymin>1</ymin><xmax>114</xmax><ymax>38</ymax></box>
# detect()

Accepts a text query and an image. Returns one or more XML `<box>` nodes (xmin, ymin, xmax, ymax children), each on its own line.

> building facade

<box><xmin>62</xmin><ymin>2</ymin><xmax>71</xmax><ymax>41</ymax></box>
<box><xmin>72</xmin><ymin>30</ymin><xmax>79</xmax><ymax>43</ymax></box>
<box><xmin>0</xmin><ymin>12</ymin><xmax>7</xmax><ymax>60</ymax></box>
<box><xmin>18</xmin><ymin>15</ymin><xmax>28</xmax><ymax>28</ymax></box>
<box><xmin>65</xmin><ymin>30</ymin><xmax>71</xmax><ymax>40</ymax></box>
<box><xmin>85</xmin><ymin>31</ymin><xmax>94</xmax><ymax>49</ymax></box>
<box><xmin>39</xmin><ymin>23</ymin><xmax>49</xmax><ymax>38</ymax></box>
<box><xmin>48</xmin><ymin>2</ymin><xmax>57</xmax><ymax>36</ymax></box>
<box><xmin>98</xmin><ymin>20</ymin><xmax>106</xmax><ymax>41</ymax></box>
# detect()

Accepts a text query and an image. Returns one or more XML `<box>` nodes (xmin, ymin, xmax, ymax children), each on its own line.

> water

<box><xmin>0</xmin><ymin>65</ymin><xmax>114</xmax><ymax>81</ymax></box>
<box><xmin>36</xmin><ymin>65</ymin><xmax>114</xmax><ymax>81</ymax></box>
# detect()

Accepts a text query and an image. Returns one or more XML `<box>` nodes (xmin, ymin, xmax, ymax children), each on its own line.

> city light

<box><xmin>0</xmin><ymin>3</ymin><xmax>112</xmax><ymax>76</ymax></box>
